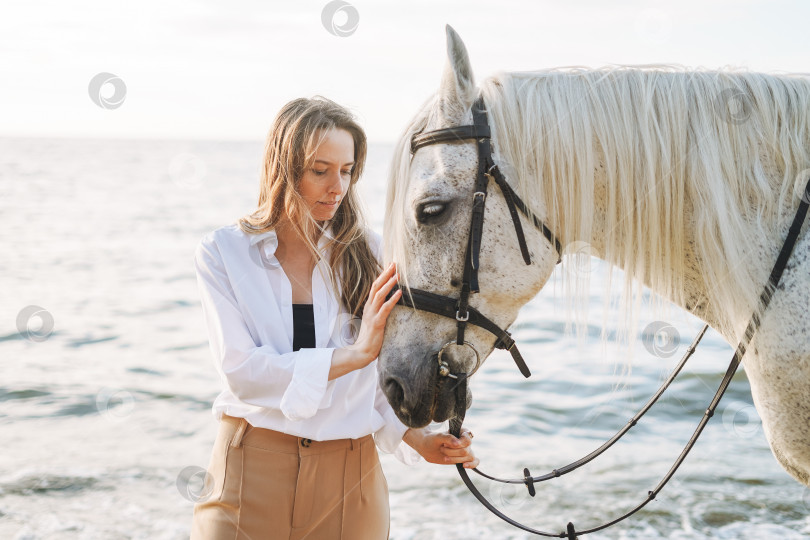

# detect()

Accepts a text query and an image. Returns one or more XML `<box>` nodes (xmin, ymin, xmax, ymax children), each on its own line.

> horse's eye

<box><xmin>417</xmin><ymin>202</ymin><xmax>447</xmax><ymax>223</ymax></box>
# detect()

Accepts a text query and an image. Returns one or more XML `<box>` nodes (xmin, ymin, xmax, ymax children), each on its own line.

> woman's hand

<box><xmin>403</xmin><ymin>427</ymin><xmax>479</xmax><ymax>469</ymax></box>
<box><xmin>349</xmin><ymin>261</ymin><xmax>402</xmax><ymax>364</ymax></box>
<box><xmin>329</xmin><ymin>262</ymin><xmax>401</xmax><ymax>379</ymax></box>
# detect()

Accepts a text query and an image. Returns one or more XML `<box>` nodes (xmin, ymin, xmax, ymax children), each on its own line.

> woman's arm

<box><xmin>195</xmin><ymin>237</ymin><xmax>336</xmax><ymax>421</ymax></box>
<box><xmin>327</xmin><ymin>347</ymin><xmax>365</xmax><ymax>380</ymax></box>
<box><xmin>328</xmin><ymin>261</ymin><xmax>401</xmax><ymax>380</ymax></box>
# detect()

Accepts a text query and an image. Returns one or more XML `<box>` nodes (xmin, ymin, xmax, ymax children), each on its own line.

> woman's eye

<box><xmin>313</xmin><ymin>169</ymin><xmax>327</xmax><ymax>176</ymax></box>
<box><xmin>417</xmin><ymin>202</ymin><xmax>447</xmax><ymax>222</ymax></box>
<box><xmin>341</xmin><ymin>170</ymin><xmax>352</xmax><ymax>176</ymax></box>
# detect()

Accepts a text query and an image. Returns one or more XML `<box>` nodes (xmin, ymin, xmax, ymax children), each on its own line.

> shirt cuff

<box><xmin>374</xmin><ymin>408</ymin><xmax>423</xmax><ymax>466</ymax></box>
<box><xmin>279</xmin><ymin>347</ymin><xmax>335</xmax><ymax>421</ymax></box>
<box><xmin>392</xmin><ymin>438</ymin><xmax>423</xmax><ymax>466</ymax></box>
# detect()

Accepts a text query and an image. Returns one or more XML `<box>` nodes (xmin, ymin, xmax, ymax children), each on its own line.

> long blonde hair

<box><xmin>239</xmin><ymin>96</ymin><xmax>380</xmax><ymax>319</ymax></box>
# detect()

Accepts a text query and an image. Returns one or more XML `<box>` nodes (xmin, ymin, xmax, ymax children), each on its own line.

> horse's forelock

<box><xmin>383</xmin><ymin>94</ymin><xmax>435</xmax><ymax>293</ymax></box>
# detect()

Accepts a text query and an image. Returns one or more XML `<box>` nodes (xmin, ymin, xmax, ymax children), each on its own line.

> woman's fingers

<box><xmin>437</xmin><ymin>433</ymin><xmax>470</xmax><ymax>448</ymax></box>
<box><xmin>440</xmin><ymin>447</ymin><xmax>471</xmax><ymax>458</ymax></box>
<box><xmin>369</xmin><ymin>262</ymin><xmax>394</xmax><ymax>291</ymax></box>
<box><xmin>380</xmin><ymin>272</ymin><xmax>398</xmax><ymax>294</ymax></box>
<box><xmin>367</xmin><ymin>263</ymin><xmax>397</xmax><ymax>303</ymax></box>
<box><xmin>440</xmin><ymin>437</ymin><xmax>472</xmax><ymax>457</ymax></box>
<box><xmin>380</xmin><ymin>287</ymin><xmax>402</xmax><ymax>316</ymax></box>
<box><xmin>373</xmin><ymin>273</ymin><xmax>399</xmax><ymax>308</ymax></box>
<box><xmin>377</xmin><ymin>262</ymin><xmax>397</xmax><ymax>284</ymax></box>
<box><xmin>443</xmin><ymin>452</ymin><xmax>478</xmax><ymax>466</ymax></box>
<box><xmin>438</xmin><ymin>431</ymin><xmax>476</xmax><ymax>466</ymax></box>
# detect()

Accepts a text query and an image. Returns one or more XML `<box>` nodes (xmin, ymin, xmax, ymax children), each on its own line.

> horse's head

<box><xmin>378</xmin><ymin>26</ymin><xmax>561</xmax><ymax>428</ymax></box>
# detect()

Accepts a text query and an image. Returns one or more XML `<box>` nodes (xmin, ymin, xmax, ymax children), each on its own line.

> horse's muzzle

<box><xmin>380</xmin><ymin>345</ymin><xmax>473</xmax><ymax>428</ymax></box>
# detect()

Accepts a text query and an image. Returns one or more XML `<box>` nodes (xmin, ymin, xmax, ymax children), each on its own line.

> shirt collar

<box><xmin>248</xmin><ymin>224</ymin><xmax>336</xmax><ymax>258</ymax></box>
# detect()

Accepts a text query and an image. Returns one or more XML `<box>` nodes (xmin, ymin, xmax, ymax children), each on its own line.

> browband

<box><xmin>411</xmin><ymin>124</ymin><xmax>492</xmax><ymax>154</ymax></box>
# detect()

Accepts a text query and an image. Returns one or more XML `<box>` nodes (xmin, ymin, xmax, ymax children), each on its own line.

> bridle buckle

<box><xmin>455</xmin><ymin>309</ymin><xmax>470</xmax><ymax>322</ymax></box>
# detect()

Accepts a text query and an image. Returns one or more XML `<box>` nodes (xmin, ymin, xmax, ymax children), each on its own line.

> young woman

<box><xmin>190</xmin><ymin>96</ymin><xmax>477</xmax><ymax>540</ymax></box>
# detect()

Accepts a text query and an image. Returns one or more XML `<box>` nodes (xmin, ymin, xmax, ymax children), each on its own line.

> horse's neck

<box><xmin>585</xmin><ymin>156</ymin><xmax>774</xmax><ymax>343</ymax></box>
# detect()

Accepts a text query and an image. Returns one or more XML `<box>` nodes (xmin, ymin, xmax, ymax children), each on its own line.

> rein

<box><xmin>394</xmin><ymin>90</ymin><xmax>810</xmax><ymax>539</ymax></box>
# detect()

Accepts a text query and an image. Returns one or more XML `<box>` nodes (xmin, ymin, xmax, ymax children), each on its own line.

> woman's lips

<box><xmin>318</xmin><ymin>201</ymin><xmax>339</xmax><ymax>208</ymax></box>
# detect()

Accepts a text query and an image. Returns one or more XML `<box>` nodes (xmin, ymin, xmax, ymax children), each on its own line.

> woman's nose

<box><xmin>328</xmin><ymin>172</ymin><xmax>345</xmax><ymax>193</ymax></box>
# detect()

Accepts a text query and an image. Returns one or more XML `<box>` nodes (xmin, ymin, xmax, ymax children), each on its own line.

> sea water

<box><xmin>1</xmin><ymin>137</ymin><xmax>808</xmax><ymax>539</ymax></box>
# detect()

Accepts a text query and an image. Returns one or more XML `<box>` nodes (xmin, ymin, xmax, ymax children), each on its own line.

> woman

<box><xmin>190</xmin><ymin>96</ymin><xmax>477</xmax><ymax>540</ymax></box>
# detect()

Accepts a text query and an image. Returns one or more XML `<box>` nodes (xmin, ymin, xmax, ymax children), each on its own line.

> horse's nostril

<box><xmin>385</xmin><ymin>377</ymin><xmax>405</xmax><ymax>408</ymax></box>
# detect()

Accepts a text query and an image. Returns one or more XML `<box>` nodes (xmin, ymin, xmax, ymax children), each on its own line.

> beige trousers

<box><xmin>190</xmin><ymin>413</ymin><xmax>390</xmax><ymax>540</ymax></box>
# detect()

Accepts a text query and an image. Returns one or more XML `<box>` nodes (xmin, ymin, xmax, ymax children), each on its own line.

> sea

<box><xmin>1</xmin><ymin>136</ymin><xmax>808</xmax><ymax>539</ymax></box>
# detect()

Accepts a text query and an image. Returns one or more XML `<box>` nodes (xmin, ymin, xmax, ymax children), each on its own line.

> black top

<box><xmin>292</xmin><ymin>304</ymin><xmax>316</xmax><ymax>351</ymax></box>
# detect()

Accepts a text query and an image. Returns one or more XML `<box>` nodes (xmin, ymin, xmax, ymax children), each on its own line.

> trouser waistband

<box><xmin>220</xmin><ymin>413</ymin><xmax>373</xmax><ymax>454</ymax></box>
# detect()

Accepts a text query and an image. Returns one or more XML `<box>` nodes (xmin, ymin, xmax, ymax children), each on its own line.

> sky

<box><xmin>2</xmin><ymin>0</ymin><xmax>810</xmax><ymax>143</ymax></box>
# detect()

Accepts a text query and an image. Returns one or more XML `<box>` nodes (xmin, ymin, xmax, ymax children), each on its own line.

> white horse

<box><xmin>378</xmin><ymin>25</ymin><xmax>810</xmax><ymax>488</ymax></box>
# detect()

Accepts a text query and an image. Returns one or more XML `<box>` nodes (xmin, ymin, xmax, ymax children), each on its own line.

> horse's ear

<box><xmin>438</xmin><ymin>24</ymin><xmax>476</xmax><ymax>121</ymax></box>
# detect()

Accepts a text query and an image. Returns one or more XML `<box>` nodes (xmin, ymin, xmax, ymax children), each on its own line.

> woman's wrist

<box><xmin>346</xmin><ymin>342</ymin><xmax>374</xmax><ymax>367</ymax></box>
<box><xmin>402</xmin><ymin>427</ymin><xmax>425</xmax><ymax>450</ymax></box>
<box><xmin>328</xmin><ymin>345</ymin><xmax>372</xmax><ymax>380</ymax></box>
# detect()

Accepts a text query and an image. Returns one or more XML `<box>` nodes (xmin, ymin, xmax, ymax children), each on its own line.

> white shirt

<box><xmin>193</xmin><ymin>222</ymin><xmax>420</xmax><ymax>465</ymax></box>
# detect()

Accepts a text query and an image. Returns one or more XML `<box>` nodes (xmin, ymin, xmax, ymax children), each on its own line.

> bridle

<box><xmin>394</xmin><ymin>94</ymin><xmax>563</xmax><ymax>381</ymax></box>
<box><xmin>390</xmin><ymin>90</ymin><xmax>810</xmax><ymax>539</ymax></box>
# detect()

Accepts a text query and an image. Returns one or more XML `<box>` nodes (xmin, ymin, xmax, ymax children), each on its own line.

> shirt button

<box><xmin>301</xmin><ymin>438</ymin><xmax>312</xmax><ymax>447</ymax></box>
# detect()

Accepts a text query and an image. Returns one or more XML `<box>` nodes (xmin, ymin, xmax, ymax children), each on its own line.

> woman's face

<box><xmin>299</xmin><ymin>128</ymin><xmax>355</xmax><ymax>223</ymax></box>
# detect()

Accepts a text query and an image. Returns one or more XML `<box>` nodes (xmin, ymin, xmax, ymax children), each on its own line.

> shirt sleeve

<box><xmin>372</xmin><ymin>375</ymin><xmax>423</xmax><ymax>465</ymax></box>
<box><xmin>194</xmin><ymin>235</ymin><xmax>334</xmax><ymax>422</ymax></box>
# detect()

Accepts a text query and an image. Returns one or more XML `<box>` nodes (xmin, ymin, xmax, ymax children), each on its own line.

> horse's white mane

<box><xmin>385</xmin><ymin>65</ymin><xmax>810</xmax><ymax>343</ymax></box>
